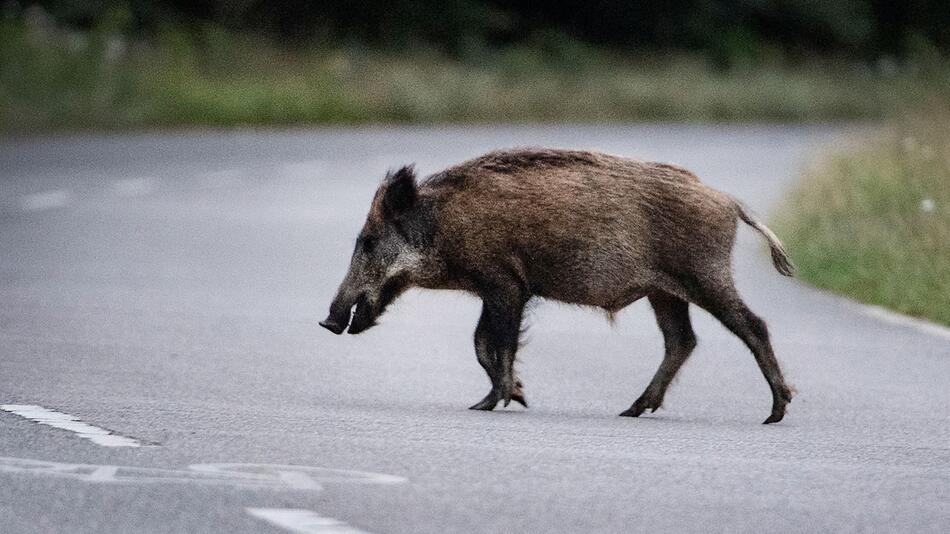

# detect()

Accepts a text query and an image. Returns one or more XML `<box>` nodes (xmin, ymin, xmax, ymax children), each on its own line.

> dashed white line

<box><xmin>110</xmin><ymin>177</ymin><xmax>156</xmax><ymax>197</ymax></box>
<box><xmin>246</xmin><ymin>508</ymin><xmax>374</xmax><ymax>534</ymax></box>
<box><xmin>0</xmin><ymin>405</ymin><xmax>142</xmax><ymax>448</ymax></box>
<box><xmin>19</xmin><ymin>189</ymin><xmax>71</xmax><ymax>211</ymax></box>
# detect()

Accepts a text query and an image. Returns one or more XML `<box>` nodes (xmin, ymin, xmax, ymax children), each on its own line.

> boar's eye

<box><xmin>360</xmin><ymin>235</ymin><xmax>377</xmax><ymax>253</ymax></box>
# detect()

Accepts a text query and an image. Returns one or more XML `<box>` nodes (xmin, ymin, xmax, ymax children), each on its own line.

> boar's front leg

<box><xmin>468</xmin><ymin>296</ymin><xmax>528</xmax><ymax>411</ymax></box>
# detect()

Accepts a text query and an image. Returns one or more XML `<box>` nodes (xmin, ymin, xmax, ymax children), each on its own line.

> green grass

<box><xmin>775</xmin><ymin>105</ymin><xmax>950</xmax><ymax>326</ymax></box>
<box><xmin>2</xmin><ymin>19</ymin><xmax>949</xmax><ymax>133</ymax></box>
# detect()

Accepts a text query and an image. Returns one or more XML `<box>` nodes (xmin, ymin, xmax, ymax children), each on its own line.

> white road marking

<box><xmin>189</xmin><ymin>463</ymin><xmax>405</xmax><ymax>489</ymax></box>
<box><xmin>247</xmin><ymin>508</ymin><xmax>373</xmax><ymax>534</ymax></box>
<box><xmin>88</xmin><ymin>465</ymin><xmax>119</xmax><ymax>482</ymax></box>
<box><xmin>0</xmin><ymin>457</ymin><xmax>407</xmax><ymax>491</ymax></box>
<box><xmin>110</xmin><ymin>177</ymin><xmax>156</xmax><ymax>197</ymax></box>
<box><xmin>0</xmin><ymin>405</ymin><xmax>142</xmax><ymax>448</ymax></box>
<box><xmin>278</xmin><ymin>469</ymin><xmax>324</xmax><ymax>491</ymax></box>
<box><xmin>19</xmin><ymin>189</ymin><xmax>71</xmax><ymax>211</ymax></box>
<box><xmin>853</xmin><ymin>302</ymin><xmax>950</xmax><ymax>341</ymax></box>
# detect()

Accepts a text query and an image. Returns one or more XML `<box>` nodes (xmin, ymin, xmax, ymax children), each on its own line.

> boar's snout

<box><xmin>320</xmin><ymin>292</ymin><xmax>380</xmax><ymax>335</ymax></box>
<box><xmin>320</xmin><ymin>293</ymin><xmax>356</xmax><ymax>335</ymax></box>
<box><xmin>319</xmin><ymin>317</ymin><xmax>347</xmax><ymax>335</ymax></box>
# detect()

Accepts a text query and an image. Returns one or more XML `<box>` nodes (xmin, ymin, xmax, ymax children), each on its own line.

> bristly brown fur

<box><xmin>323</xmin><ymin>147</ymin><xmax>796</xmax><ymax>423</ymax></box>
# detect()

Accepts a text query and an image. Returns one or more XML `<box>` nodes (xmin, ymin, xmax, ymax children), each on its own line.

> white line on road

<box><xmin>246</xmin><ymin>508</ymin><xmax>374</xmax><ymax>534</ymax></box>
<box><xmin>0</xmin><ymin>457</ymin><xmax>406</xmax><ymax>491</ymax></box>
<box><xmin>110</xmin><ymin>177</ymin><xmax>156</xmax><ymax>197</ymax></box>
<box><xmin>19</xmin><ymin>189</ymin><xmax>71</xmax><ymax>211</ymax></box>
<box><xmin>0</xmin><ymin>405</ymin><xmax>142</xmax><ymax>448</ymax></box>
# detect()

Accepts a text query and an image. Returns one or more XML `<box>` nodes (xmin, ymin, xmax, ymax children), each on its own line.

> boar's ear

<box><xmin>382</xmin><ymin>165</ymin><xmax>417</xmax><ymax>218</ymax></box>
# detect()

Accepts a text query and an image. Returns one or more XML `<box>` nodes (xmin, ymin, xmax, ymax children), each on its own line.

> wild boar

<box><xmin>320</xmin><ymin>148</ymin><xmax>795</xmax><ymax>424</ymax></box>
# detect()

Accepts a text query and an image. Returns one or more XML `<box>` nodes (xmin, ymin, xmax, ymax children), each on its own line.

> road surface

<box><xmin>1</xmin><ymin>126</ymin><xmax>948</xmax><ymax>533</ymax></box>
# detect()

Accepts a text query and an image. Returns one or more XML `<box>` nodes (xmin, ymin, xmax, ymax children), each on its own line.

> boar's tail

<box><xmin>732</xmin><ymin>198</ymin><xmax>796</xmax><ymax>277</ymax></box>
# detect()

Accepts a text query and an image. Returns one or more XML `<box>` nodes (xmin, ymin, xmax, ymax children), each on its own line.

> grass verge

<box><xmin>775</xmin><ymin>104</ymin><xmax>950</xmax><ymax>326</ymax></box>
<box><xmin>2</xmin><ymin>18</ymin><xmax>949</xmax><ymax>133</ymax></box>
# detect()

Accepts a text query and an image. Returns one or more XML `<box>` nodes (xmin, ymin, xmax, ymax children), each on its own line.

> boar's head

<box><xmin>320</xmin><ymin>165</ymin><xmax>429</xmax><ymax>335</ymax></box>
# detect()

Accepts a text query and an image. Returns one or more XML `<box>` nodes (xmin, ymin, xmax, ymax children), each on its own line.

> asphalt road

<box><xmin>1</xmin><ymin>125</ymin><xmax>948</xmax><ymax>534</ymax></box>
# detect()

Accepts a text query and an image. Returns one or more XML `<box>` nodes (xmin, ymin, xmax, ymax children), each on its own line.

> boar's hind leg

<box><xmin>468</xmin><ymin>297</ymin><xmax>527</xmax><ymax>411</ymax></box>
<box><xmin>697</xmin><ymin>284</ymin><xmax>793</xmax><ymax>424</ymax></box>
<box><xmin>621</xmin><ymin>292</ymin><xmax>696</xmax><ymax>418</ymax></box>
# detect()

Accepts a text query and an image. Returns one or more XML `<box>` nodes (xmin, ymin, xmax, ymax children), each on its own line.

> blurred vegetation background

<box><xmin>2</xmin><ymin>1</ymin><xmax>950</xmax><ymax>131</ymax></box>
<box><xmin>776</xmin><ymin>103</ymin><xmax>950</xmax><ymax>325</ymax></box>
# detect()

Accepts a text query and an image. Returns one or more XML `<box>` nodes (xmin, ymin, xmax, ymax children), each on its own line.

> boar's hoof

<box><xmin>505</xmin><ymin>381</ymin><xmax>528</xmax><ymax>408</ymax></box>
<box><xmin>762</xmin><ymin>387</ymin><xmax>792</xmax><ymax>424</ymax></box>
<box><xmin>618</xmin><ymin>406</ymin><xmax>644</xmax><ymax>418</ymax></box>
<box><xmin>762</xmin><ymin>413</ymin><xmax>783</xmax><ymax>424</ymax></box>
<box><xmin>762</xmin><ymin>407</ymin><xmax>787</xmax><ymax>424</ymax></box>
<box><xmin>469</xmin><ymin>386</ymin><xmax>528</xmax><ymax>411</ymax></box>
<box><xmin>497</xmin><ymin>378</ymin><xmax>524</xmax><ymax>408</ymax></box>
<box><xmin>500</xmin><ymin>387</ymin><xmax>513</xmax><ymax>408</ymax></box>
<box><xmin>509</xmin><ymin>391</ymin><xmax>528</xmax><ymax>408</ymax></box>
<box><xmin>319</xmin><ymin>318</ymin><xmax>347</xmax><ymax>335</ymax></box>
<box><xmin>619</xmin><ymin>395</ymin><xmax>661</xmax><ymax>418</ymax></box>
<box><xmin>469</xmin><ymin>391</ymin><xmax>499</xmax><ymax>411</ymax></box>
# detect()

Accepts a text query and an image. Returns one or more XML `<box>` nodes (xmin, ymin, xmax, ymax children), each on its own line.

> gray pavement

<box><xmin>0</xmin><ymin>125</ymin><xmax>947</xmax><ymax>533</ymax></box>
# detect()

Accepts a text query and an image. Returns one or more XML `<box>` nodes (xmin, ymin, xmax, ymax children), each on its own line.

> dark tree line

<box><xmin>12</xmin><ymin>1</ymin><xmax>950</xmax><ymax>60</ymax></box>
